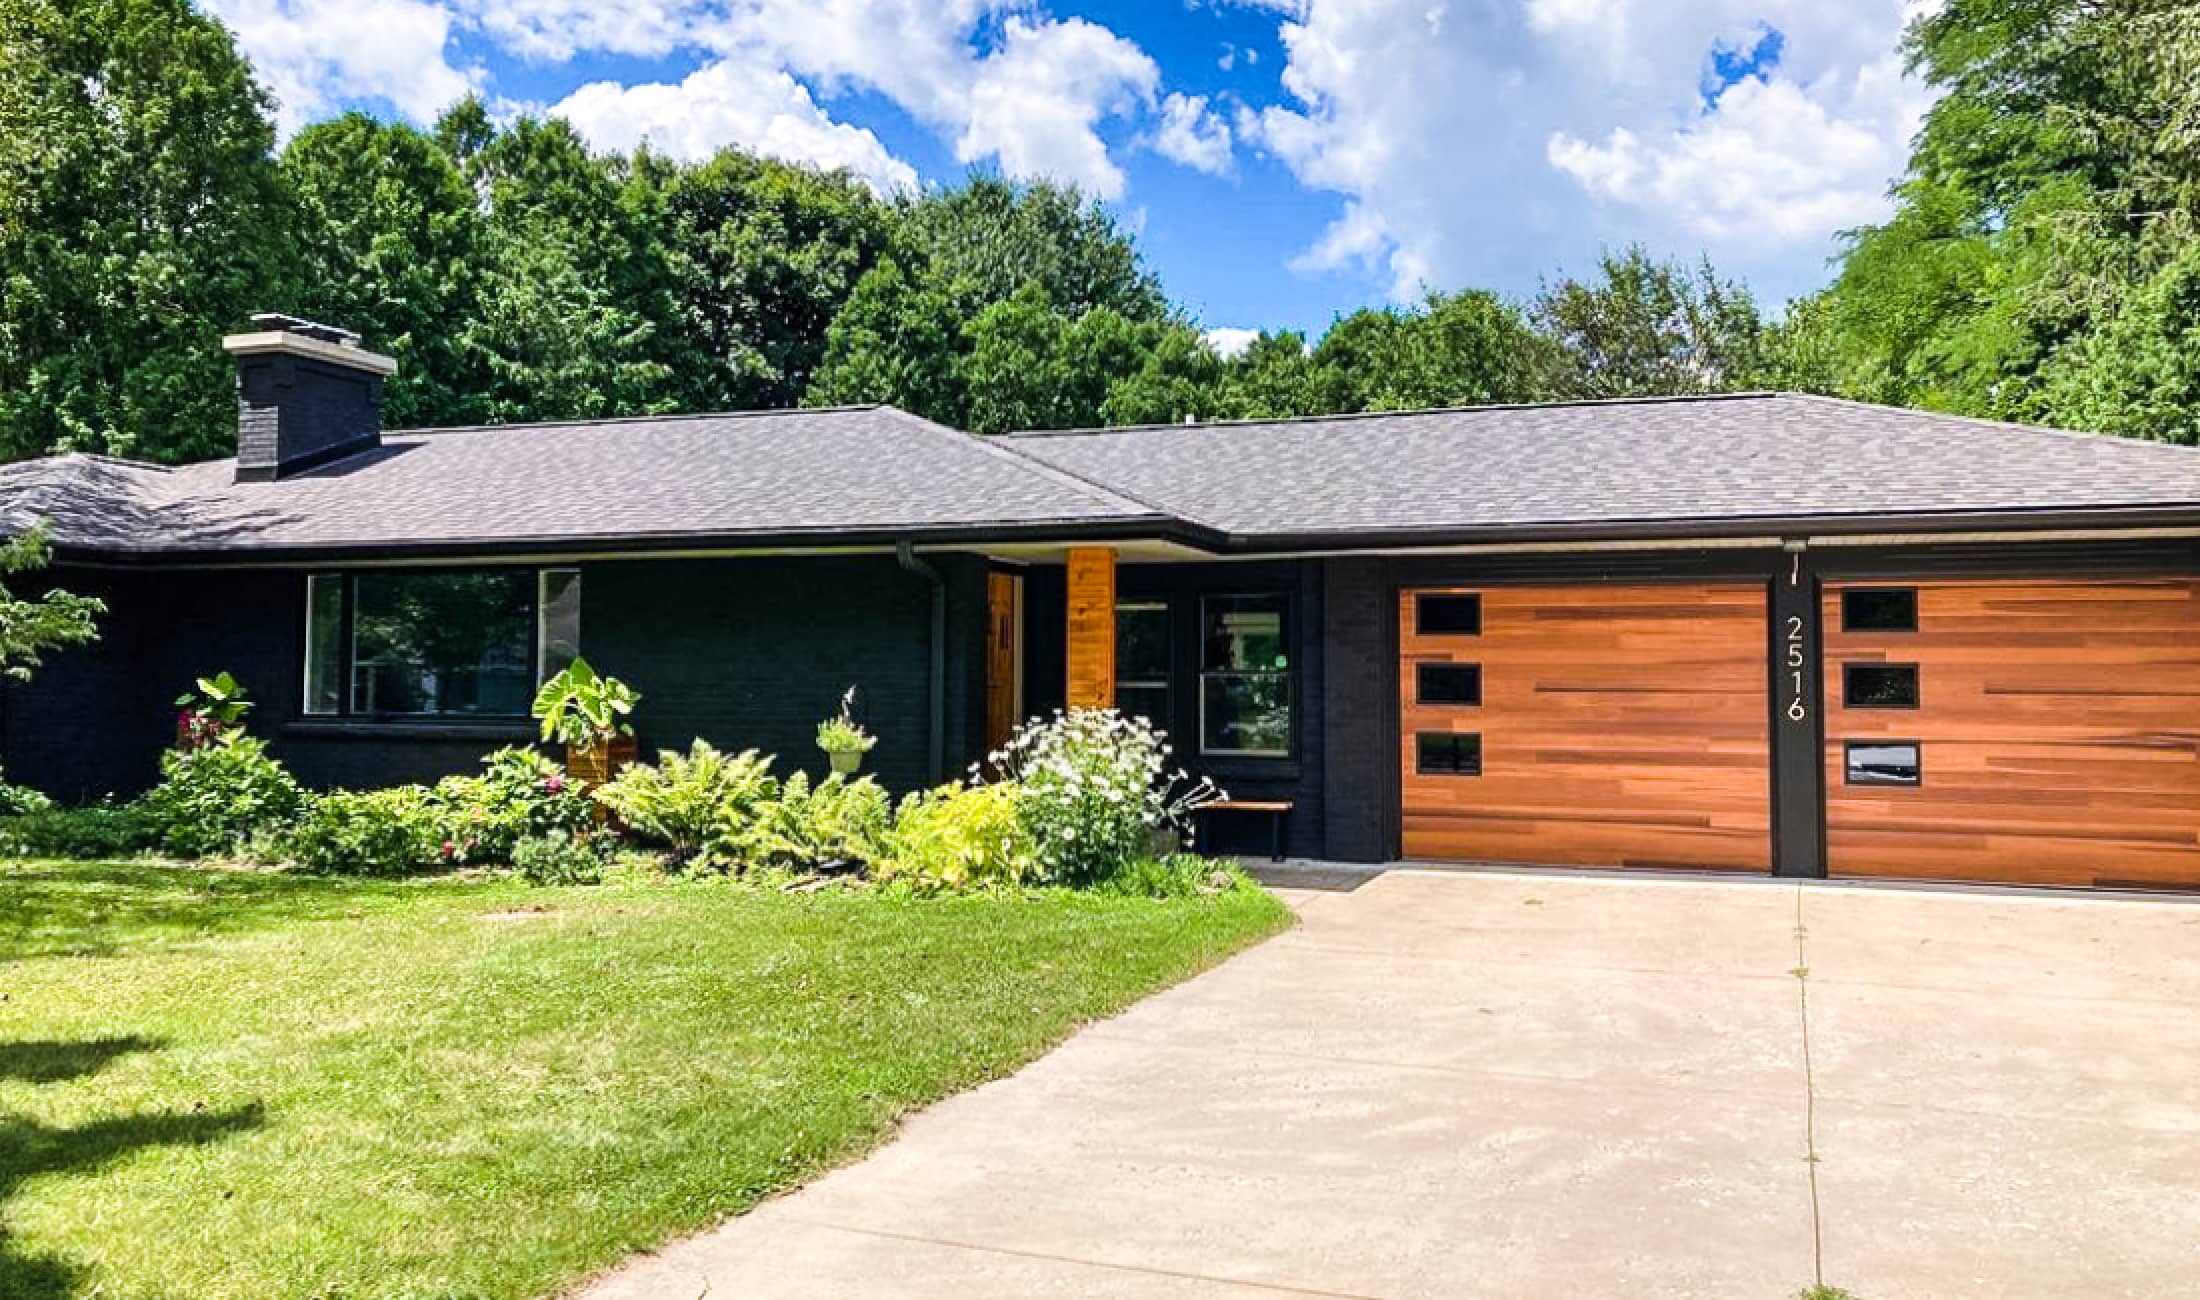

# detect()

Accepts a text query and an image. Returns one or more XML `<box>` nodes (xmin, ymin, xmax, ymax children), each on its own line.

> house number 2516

<box><xmin>1783</xmin><ymin>615</ymin><xmax>1808</xmax><ymax>723</ymax></box>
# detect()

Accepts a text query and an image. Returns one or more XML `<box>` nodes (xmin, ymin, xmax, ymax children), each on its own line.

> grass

<box><xmin>0</xmin><ymin>859</ymin><xmax>1291</xmax><ymax>1299</ymax></box>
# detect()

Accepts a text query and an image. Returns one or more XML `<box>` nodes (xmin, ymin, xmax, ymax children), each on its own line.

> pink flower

<box><xmin>544</xmin><ymin>774</ymin><xmax>567</xmax><ymax>793</ymax></box>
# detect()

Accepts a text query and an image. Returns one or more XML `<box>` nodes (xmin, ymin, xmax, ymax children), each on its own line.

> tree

<box><xmin>0</xmin><ymin>522</ymin><xmax>101</xmax><ymax>679</ymax></box>
<box><xmin>894</xmin><ymin>177</ymin><xmax>1168</xmax><ymax>323</ymax></box>
<box><xmin>652</xmin><ymin>150</ymin><xmax>893</xmax><ymax>410</ymax></box>
<box><xmin>1316</xmin><ymin>291</ymin><xmax>1555</xmax><ymax>411</ymax></box>
<box><xmin>806</xmin><ymin>258</ymin><xmax>968</xmax><ymax>424</ymax></box>
<box><xmin>0</xmin><ymin>0</ymin><xmax>297</xmax><ymax>463</ymax></box>
<box><xmin>1530</xmin><ymin>247</ymin><xmax>1770</xmax><ymax>398</ymax></box>
<box><xmin>282</xmin><ymin>113</ymin><xmax>484</xmax><ymax>428</ymax></box>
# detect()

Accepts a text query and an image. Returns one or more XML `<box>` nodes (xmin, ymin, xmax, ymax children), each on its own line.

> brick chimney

<box><xmin>221</xmin><ymin>314</ymin><xmax>397</xmax><ymax>482</ymax></box>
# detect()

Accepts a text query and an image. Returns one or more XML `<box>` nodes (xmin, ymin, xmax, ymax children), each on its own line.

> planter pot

<box><xmin>827</xmin><ymin>748</ymin><xmax>864</xmax><ymax>776</ymax></box>
<box><xmin>566</xmin><ymin>734</ymin><xmax>638</xmax><ymax>788</ymax></box>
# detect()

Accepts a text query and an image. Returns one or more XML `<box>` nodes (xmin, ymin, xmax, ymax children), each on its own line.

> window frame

<box><xmin>303</xmin><ymin>567</ymin><xmax>572</xmax><ymax>722</ymax></box>
<box><xmin>1841</xmin><ymin>587</ymin><xmax>1919</xmax><ymax>634</ymax></box>
<box><xmin>1113</xmin><ymin>600</ymin><xmax>1172</xmax><ymax>727</ymax></box>
<box><xmin>1196</xmin><ymin>592</ymin><xmax>1295</xmax><ymax>760</ymax></box>
<box><xmin>1844</xmin><ymin>739</ymin><xmax>1923</xmax><ymax>787</ymax></box>
<box><xmin>1415</xmin><ymin>731</ymin><xmax>1483</xmax><ymax>776</ymax></box>
<box><xmin>1842</xmin><ymin>661</ymin><xmax>1921</xmax><ymax>710</ymax></box>
<box><xmin>1415</xmin><ymin>661</ymin><xmax>1483</xmax><ymax>707</ymax></box>
<box><xmin>1415</xmin><ymin>592</ymin><xmax>1483</xmax><ymax>637</ymax></box>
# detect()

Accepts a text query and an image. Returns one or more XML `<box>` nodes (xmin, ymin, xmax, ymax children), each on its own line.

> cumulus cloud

<box><xmin>459</xmin><ymin>0</ymin><xmax>696</xmax><ymax>62</ymax></box>
<box><xmin>955</xmin><ymin>16</ymin><xmax>1158</xmax><ymax>199</ymax></box>
<box><xmin>1246</xmin><ymin>0</ymin><xmax>1931</xmax><ymax>304</ymax></box>
<box><xmin>550</xmin><ymin>57</ymin><xmax>919</xmax><ymax>194</ymax></box>
<box><xmin>204</xmin><ymin>0</ymin><xmax>478</xmax><ymax>133</ymax></box>
<box><xmin>1203</xmin><ymin>326</ymin><xmax>1262</xmax><ymax>358</ymax></box>
<box><xmin>1152</xmin><ymin>93</ymin><xmax>1234</xmax><ymax>175</ymax></box>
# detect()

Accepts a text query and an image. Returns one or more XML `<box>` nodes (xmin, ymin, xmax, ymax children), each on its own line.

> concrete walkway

<box><xmin>579</xmin><ymin>867</ymin><xmax>2200</xmax><ymax>1300</ymax></box>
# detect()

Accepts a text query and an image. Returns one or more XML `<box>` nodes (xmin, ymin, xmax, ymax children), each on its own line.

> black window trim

<box><xmin>1197</xmin><ymin>590</ymin><xmax>1296</xmax><ymax>760</ymax></box>
<box><xmin>1415</xmin><ymin>591</ymin><xmax>1483</xmax><ymax>637</ymax></box>
<box><xmin>1842</xmin><ymin>661</ymin><xmax>1921</xmax><ymax>711</ymax></box>
<box><xmin>1415</xmin><ymin>661</ymin><xmax>1483</xmax><ymax>707</ymax></box>
<box><xmin>1844</xmin><ymin>739</ymin><xmax>1923</xmax><ymax>787</ymax></box>
<box><xmin>1841</xmin><ymin>586</ymin><xmax>1919</xmax><ymax>634</ymax></box>
<box><xmin>303</xmin><ymin>566</ymin><xmax>571</xmax><ymax>723</ymax></box>
<box><xmin>1113</xmin><ymin>599</ymin><xmax>1172</xmax><ymax>726</ymax></box>
<box><xmin>1415</xmin><ymin>731</ymin><xmax>1483</xmax><ymax>776</ymax></box>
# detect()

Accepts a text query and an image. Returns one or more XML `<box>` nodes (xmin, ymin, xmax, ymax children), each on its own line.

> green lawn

<box><xmin>0</xmin><ymin>861</ymin><xmax>1290</xmax><ymax>1299</ymax></box>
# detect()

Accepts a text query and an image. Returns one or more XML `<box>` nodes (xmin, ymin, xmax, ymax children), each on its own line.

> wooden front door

<box><xmin>985</xmin><ymin>571</ymin><xmax>1023</xmax><ymax>752</ymax></box>
<box><xmin>1400</xmin><ymin>583</ymin><xmax>1772</xmax><ymax>870</ymax></box>
<box><xmin>1823</xmin><ymin>577</ymin><xmax>2200</xmax><ymax>889</ymax></box>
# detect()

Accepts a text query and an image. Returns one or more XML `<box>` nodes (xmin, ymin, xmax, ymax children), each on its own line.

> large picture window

<box><xmin>304</xmin><ymin>569</ymin><xmax>579</xmax><ymax>719</ymax></box>
<box><xmin>1115</xmin><ymin>602</ymin><xmax>1171</xmax><ymax>727</ymax></box>
<box><xmin>1199</xmin><ymin>594</ymin><xmax>1292</xmax><ymax>757</ymax></box>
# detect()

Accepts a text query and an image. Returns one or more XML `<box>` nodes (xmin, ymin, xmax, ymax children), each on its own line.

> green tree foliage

<box><xmin>893</xmin><ymin>176</ymin><xmax>1168</xmax><ymax>323</ymax></box>
<box><xmin>282</xmin><ymin>113</ymin><xmax>483</xmax><ymax>428</ymax></box>
<box><xmin>1804</xmin><ymin>0</ymin><xmax>2200</xmax><ymax>440</ymax></box>
<box><xmin>1315</xmin><ymin>290</ymin><xmax>1556</xmax><ymax>411</ymax></box>
<box><xmin>805</xmin><ymin>257</ymin><xmax>969</xmax><ymax>422</ymax></box>
<box><xmin>1530</xmin><ymin>247</ymin><xmax>1769</xmax><ymax>398</ymax></box>
<box><xmin>0</xmin><ymin>0</ymin><xmax>296</xmax><ymax>463</ymax></box>
<box><xmin>0</xmin><ymin>522</ymin><xmax>102</xmax><ymax>679</ymax></box>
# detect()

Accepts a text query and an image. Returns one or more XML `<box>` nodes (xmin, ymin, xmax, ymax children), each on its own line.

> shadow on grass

<box><xmin>0</xmin><ymin>1033</ymin><xmax>262</xmax><ymax>1299</ymax></box>
<box><xmin>0</xmin><ymin>1037</ymin><xmax>160</xmax><ymax>1085</ymax></box>
<box><xmin>0</xmin><ymin>860</ymin><xmax>478</xmax><ymax>960</ymax></box>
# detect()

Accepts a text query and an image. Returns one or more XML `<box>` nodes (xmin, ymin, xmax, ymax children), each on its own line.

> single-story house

<box><xmin>8</xmin><ymin>315</ymin><xmax>2200</xmax><ymax>890</ymax></box>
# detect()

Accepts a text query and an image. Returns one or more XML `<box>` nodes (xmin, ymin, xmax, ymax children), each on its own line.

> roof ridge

<box><xmin>1778</xmin><ymin>391</ymin><xmax>2200</xmax><ymax>453</ymax></box>
<box><xmin>1003</xmin><ymin>390</ymin><xmax>1784</xmax><ymax>439</ymax></box>
<box><xmin>385</xmin><ymin>403</ymin><xmax>893</xmax><ymax>437</ymax></box>
<box><xmin>892</xmin><ymin>413</ymin><xmax>1174</xmax><ymax>521</ymax></box>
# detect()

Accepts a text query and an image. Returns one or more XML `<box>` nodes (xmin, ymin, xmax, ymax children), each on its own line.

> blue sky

<box><xmin>202</xmin><ymin>0</ymin><xmax>1931</xmax><ymax>344</ymax></box>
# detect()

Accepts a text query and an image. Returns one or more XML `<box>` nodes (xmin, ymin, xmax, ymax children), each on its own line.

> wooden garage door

<box><xmin>1400</xmin><ymin>584</ymin><xmax>1771</xmax><ymax>870</ymax></box>
<box><xmin>1824</xmin><ymin>577</ymin><xmax>2200</xmax><ymax>889</ymax></box>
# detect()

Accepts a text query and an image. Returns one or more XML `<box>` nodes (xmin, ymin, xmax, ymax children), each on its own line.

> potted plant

<box><xmin>532</xmin><ymin>657</ymin><xmax>640</xmax><ymax>786</ymax></box>
<box><xmin>174</xmin><ymin>671</ymin><xmax>252</xmax><ymax>750</ymax></box>
<box><xmin>815</xmin><ymin>686</ymin><xmax>878</xmax><ymax>775</ymax></box>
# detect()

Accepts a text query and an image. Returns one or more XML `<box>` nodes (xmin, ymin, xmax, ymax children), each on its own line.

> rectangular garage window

<box><xmin>1844</xmin><ymin>662</ymin><xmax>1919</xmax><ymax>709</ymax></box>
<box><xmin>1416</xmin><ymin>662</ymin><xmax>1482</xmax><ymax>706</ymax></box>
<box><xmin>1200</xmin><ymin>594</ymin><xmax>1292</xmax><ymax>757</ymax></box>
<box><xmin>1416</xmin><ymin>593</ymin><xmax>1482</xmax><ymax>636</ymax></box>
<box><xmin>1846</xmin><ymin>740</ymin><xmax>1921</xmax><ymax>786</ymax></box>
<box><xmin>1416</xmin><ymin>732</ymin><xmax>1482</xmax><ymax>776</ymax></box>
<box><xmin>1842</xmin><ymin>588</ymin><xmax>1917</xmax><ymax>633</ymax></box>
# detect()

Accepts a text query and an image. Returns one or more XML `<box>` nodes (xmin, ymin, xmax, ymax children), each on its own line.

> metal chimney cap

<box><xmin>247</xmin><ymin>313</ymin><xmax>361</xmax><ymax>347</ymax></box>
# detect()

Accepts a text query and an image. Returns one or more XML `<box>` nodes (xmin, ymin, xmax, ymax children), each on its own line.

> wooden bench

<box><xmin>1200</xmin><ymin>799</ymin><xmax>1295</xmax><ymax>862</ymax></box>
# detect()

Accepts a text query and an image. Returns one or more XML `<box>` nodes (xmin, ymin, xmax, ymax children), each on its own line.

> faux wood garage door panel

<box><xmin>1400</xmin><ymin>583</ymin><xmax>1771</xmax><ymax>870</ymax></box>
<box><xmin>1824</xmin><ymin>578</ymin><xmax>2200</xmax><ymax>889</ymax></box>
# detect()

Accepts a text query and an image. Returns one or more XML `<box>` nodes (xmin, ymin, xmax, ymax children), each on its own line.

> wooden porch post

<box><xmin>1065</xmin><ymin>546</ymin><xmax>1117</xmax><ymax>710</ymax></box>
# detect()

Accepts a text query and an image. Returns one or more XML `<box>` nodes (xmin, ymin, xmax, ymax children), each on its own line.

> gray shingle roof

<box><xmin>10</xmin><ymin>406</ymin><xmax>1167</xmax><ymax>558</ymax></box>
<box><xmin>1004</xmin><ymin>393</ymin><xmax>2200</xmax><ymax>541</ymax></box>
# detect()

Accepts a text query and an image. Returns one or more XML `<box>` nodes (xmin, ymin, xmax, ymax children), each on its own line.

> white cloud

<box><xmin>1152</xmin><ymin>93</ymin><xmax>1234</xmax><ymax>175</ymax></box>
<box><xmin>459</xmin><ymin>0</ymin><xmax>695</xmax><ymax>62</ymax></box>
<box><xmin>1203</xmin><ymin>326</ymin><xmax>1261</xmax><ymax>358</ymax></box>
<box><xmin>1246</xmin><ymin>0</ymin><xmax>1931</xmax><ymax>305</ymax></box>
<box><xmin>550</xmin><ymin>57</ymin><xmax>919</xmax><ymax>194</ymax></box>
<box><xmin>204</xmin><ymin>0</ymin><xmax>478</xmax><ymax>133</ymax></box>
<box><xmin>956</xmin><ymin>16</ymin><xmax>1158</xmax><ymax>199</ymax></box>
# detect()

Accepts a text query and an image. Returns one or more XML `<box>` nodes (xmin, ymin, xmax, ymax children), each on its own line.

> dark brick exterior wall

<box><xmin>234</xmin><ymin>353</ymin><xmax>384</xmax><ymax>480</ymax></box>
<box><xmin>1318</xmin><ymin>557</ymin><xmax>1396</xmax><ymax>863</ymax></box>
<box><xmin>1</xmin><ymin>554</ymin><xmax>991</xmax><ymax>800</ymax></box>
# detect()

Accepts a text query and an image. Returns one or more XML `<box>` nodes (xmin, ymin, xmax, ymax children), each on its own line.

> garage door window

<box><xmin>1844</xmin><ymin>663</ymin><xmax>1919</xmax><ymax>709</ymax></box>
<box><xmin>1200</xmin><ymin>594</ymin><xmax>1292</xmax><ymax>757</ymax></box>
<box><xmin>1416</xmin><ymin>662</ymin><xmax>1482</xmax><ymax>706</ymax></box>
<box><xmin>1846</xmin><ymin>741</ymin><xmax>1921</xmax><ymax>786</ymax></box>
<box><xmin>1842</xmin><ymin>588</ymin><xmax>1917</xmax><ymax>633</ymax></box>
<box><xmin>1416</xmin><ymin>593</ymin><xmax>1481</xmax><ymax>636</ymax></box>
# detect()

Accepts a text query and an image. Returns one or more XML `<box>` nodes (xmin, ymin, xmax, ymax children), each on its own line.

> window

<box><xmin>304</xmin><ymin>568</ymin><xmax>575</xmax><ymax>719</ymax></box>
<box><xmin>1416</xmin><ymin>593</ymin><xmax>1482</xmax><ymax>636</ymax></box>
<box><xmin>1842</xmin><ymin>588</ymin><xmax>1917</xmax><ymax>633</ymax></box>
<box><xmin>1416</xmin><ymin>662</ymin><xmax>1482</xmax><ymax>706</ymax></box>
<box><xmin>1844</xmin><ymin>663</ymin><xmax>1919</xmax><ymax>710</ymax></box>
<box><xmin>1846</xmin><ymin>741</ymin><xmax>1921</xmax><ymax>786</ymax></box>
<box><xmin>1115</xmin><ymin>602</ymin><xmax>1170</xmax><ymax>727</ymax></box>
<box><xmin>1416</xmin><ymin>732</ymin><xmax>1482</xmax><ymax>775</ymax></box>
<box><xmin>1200</xmin><ymin>594</ymin><xmax>1292</xmax><ymax>757</ymax></box>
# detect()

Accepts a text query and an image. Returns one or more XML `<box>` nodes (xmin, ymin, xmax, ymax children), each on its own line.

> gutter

<box><xmin>895</xmin><ymin>541</ymin><xmax>948</xmax><ymax>786</ymax></box>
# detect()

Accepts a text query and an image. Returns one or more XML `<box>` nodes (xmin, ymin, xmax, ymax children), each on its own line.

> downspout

<box><xmin>896</xmin><ymin>541</ymin><xmax>947</xmax><ymax>785</ymax></box>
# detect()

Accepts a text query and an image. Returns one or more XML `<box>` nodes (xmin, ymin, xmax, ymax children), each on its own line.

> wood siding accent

<box><xmin>985</xmin><ymin>571</ymin><xmax>1021</xmax><ymax>751</ymax></box>
<box><xmin>1400</xmin><ymin>583</ymin><xmax>1772</xmax><ymax>870</ymax></box>
<box><xmin>1823</xmin><ymin>577</ymin><xmax>2200</xmax><ymax>889</ymax></box>
<box><xmin>1065</xmin><ymin>547</ymin><xmax>1117</xmax><ymax>710</ymax></box>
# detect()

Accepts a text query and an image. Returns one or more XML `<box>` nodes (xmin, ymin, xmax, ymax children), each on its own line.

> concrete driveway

<box><xmin>581</xmin><ymin>867</ymin><xmax>2200</xmax><ymax>1300</ymax></box>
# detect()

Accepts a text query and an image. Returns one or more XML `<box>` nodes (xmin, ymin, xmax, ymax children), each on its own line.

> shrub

<box><xmin>140</xmin><ymin>735</ymin><xmax>306</xmax><ymax>858</ymax></box>
<box><xmin>287</xmin><ymin>787</ymin><xmax>445</xmax><ymax>877</ymax></box>
<box><xmin>990</xmin><ymin>710</ymin><xmax>1221</xmax><ymax>886</ymax></box>
<box><xmin>425</xmin><ymin>748</ymin><xmax>595</xmax><ymax>866</ymax></box>
<box><xmin>0</xmin><ymin>766</ymin><xmax>53</xmax><ymax>817</ymax></box>
<box><xmin>744</xmin><ymin>771</ymin><xmax>891</xmax><ymax>873</ymax></box>
<box><xmin>512</xmin><ymin>832</ymin><xmax>605</xmax><ymax>886</ymax></box>
<box><xmin>0</xmin><ymin>802</ymin><xmax>159</xmax><ymax>859</ymax></box>
<box><xmin>878</xmin><ymin>783</ymin><xmax>1038</xmax><ymax>890</ymax></box>
<box><xmin>593</xmin><ymin>741</ymin><xmax>778</xmax><ymax>867</ymax></box>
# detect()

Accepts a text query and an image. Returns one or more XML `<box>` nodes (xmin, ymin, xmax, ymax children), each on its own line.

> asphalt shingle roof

<box><xmin>9</xmin><ymin>406</ymin><xmax>1166</xmax><ymax>558</ymax></box>
<box><xmin>1004</xmin><ymin>393</ymin><xmax>2200</xmax><ymax>541</ymax></box>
